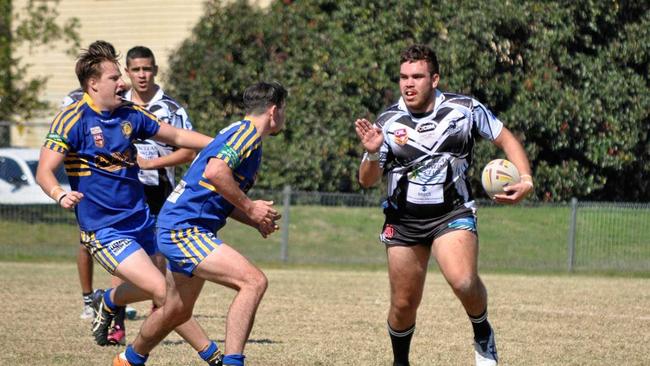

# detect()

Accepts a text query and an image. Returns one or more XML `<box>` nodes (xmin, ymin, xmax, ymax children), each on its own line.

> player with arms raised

<box><xmin>355</xmin><ymin>44</ymin><xmax>533</xmax><ymax>365</ymax></box>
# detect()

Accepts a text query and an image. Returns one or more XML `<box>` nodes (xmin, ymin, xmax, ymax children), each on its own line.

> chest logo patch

<box><xmin>121</xmin><ymin>121</ymin><xmax>133</xmax><ymax>138</ymax></box>
<box><xmin>90</xmin><ymin>126</ymin><xmax>104</xmax><ymax>148</ymax></box>
<box><xmin>393</xmin><ymin>128</ymin><xmax>408</xmax><ymax>145</ymax></box>
<box><xmin>416</xmin><ymin>122</ymin><xmax>437</xmax><ymax>133</ymax></box>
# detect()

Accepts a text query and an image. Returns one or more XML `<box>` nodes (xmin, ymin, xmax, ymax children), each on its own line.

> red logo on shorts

<box><xmin>383</xmin><ymin>225</ymin><xmax>394</xmax><ymax>239</ymax></box>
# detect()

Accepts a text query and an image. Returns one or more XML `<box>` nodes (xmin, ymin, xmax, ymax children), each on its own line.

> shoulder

<box><xmin>441</xmin><ymin>92</ymin><xmax>474</xmax><ymax>109</ymax></box>
<box><xmin>376</xmin><ymin>104</ymin><xmax>410</xmax><ymax>129</ymax></box>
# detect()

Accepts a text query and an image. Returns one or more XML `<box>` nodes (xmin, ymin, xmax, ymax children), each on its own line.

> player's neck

<box><xmin>130</xmin><ymin>85</ymin><xmax>158</xmax><ymax>106</ymax></box>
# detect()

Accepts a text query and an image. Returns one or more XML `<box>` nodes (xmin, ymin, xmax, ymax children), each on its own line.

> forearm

<box><xmin>208</xmin><ymin>167</ymin><xmax>254</xmax><ymax>215</ymax></box>
<box><xmin>358</xmin><ymin>159</ymin><xmax>382</xmax><ymax>188</ymax></box>
<box><xmin>154</xmin><ymin>124</ymin><xmax>213</xmax><ymax>151</ymax></box>
<box><xmin>229</xmin><ymin>207</ymin><xmax>257</xmax><ymax>228</ymax></box>
<box><xmin>139</xmin><ymin>148</ymin><xmax>196</xmax><ymax>170</ymax></box>
<box><xmin>494</xmin><ymin>127</ymin><xmax>532</xmax><ymax>176</ymax></box>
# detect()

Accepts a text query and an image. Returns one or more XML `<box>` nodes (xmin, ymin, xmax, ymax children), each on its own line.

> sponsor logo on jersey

<box><xmin>107</xmin><ymin>238</ymin><xmax>131</xmax><ymax>256</ymax></box>
<box><xmin>393</xmin><ymin>128</ymin><xmax>408</xmax><ymax>145</ymax></box>
<box><xmin>416</xmin><ymin>122</ymin><xmax>437</xmax><ymax>133</ymax></box>
<box><xmin>91</xmin><ymin>126</ymin><xmax>104</xmax><ymax>148</ymax></box>
<box><xmin>121</xmin><ymin>121</ymin><xmax>133</xmax><ymax>138</ymax></box>
<box><xmin>46</xmin><ymin>132</ymin><xmax>65</xmax><ymax>143</ymax></box>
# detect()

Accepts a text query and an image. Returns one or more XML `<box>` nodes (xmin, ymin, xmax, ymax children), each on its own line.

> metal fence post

<box><xmin>567</xmin><ymin>197</ymin><xmax>578</xmax><ymax>272</ymax></box>
<box><xmin>280</xmin><ymin>185</ymin><xmax>291</xmax><ymax>262</ymax></box>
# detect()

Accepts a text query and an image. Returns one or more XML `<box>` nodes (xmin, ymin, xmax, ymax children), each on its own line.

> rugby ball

<box><xmin>481</xmin><ymin>159</ymin><xmax>520</xmax><ymax>198</ymax></box>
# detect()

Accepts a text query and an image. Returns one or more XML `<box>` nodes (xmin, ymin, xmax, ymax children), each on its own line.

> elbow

<box><xmin>358</xmin><ymin>177</ymin><xmax>374</xmax><ymax>189</ymax></box>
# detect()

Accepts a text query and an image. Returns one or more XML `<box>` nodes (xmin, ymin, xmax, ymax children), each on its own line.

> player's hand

<box><xmin>247</xmin><ymin>200</ymin><xmax>279</xmax><ymax>227</ymax></box>
<box><xmin>494</xmin><ymin>181</ymin><xmax>533</xmax><ymax>204</ymax></box>
<box><xmin>137</xmin><ymin>154</ymin><xmax>152</xmax><ymax>170</ymax></box>
<box><xmin>257</xmin><ymin>214</ymin><xmax>281</xmax><ymax>238</ymax></box>
<box><xmin>59</xmin><ymin>190</ymin><xmax>84</xmax><ymax>210</ymax></box>
<box><xmin>355</xmin><ymin>118</ymin><xmax>383</xmax><ymax>153</ymax></box>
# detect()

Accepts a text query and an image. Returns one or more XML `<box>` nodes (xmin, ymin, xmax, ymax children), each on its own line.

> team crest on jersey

<box><xmin>393</xmin><ymin>129</ymin><xmax>408</xmax><ymax>145</ymax></box>
<box><xmin>121</xmin><ymin>121</ymin><xmax>133</xmax><ymax>138</ymax></box>
<box><xmin>90</xmin><ymin>126</ymin><xmax>104</xmax><ymax>148</ymax></box>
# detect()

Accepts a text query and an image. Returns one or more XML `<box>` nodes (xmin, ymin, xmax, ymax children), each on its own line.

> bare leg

<box><xmin>77</xmin><ymin>245</ymin><xmax>93</xmax><ymax>293</ymax></box>
<box><xmin>432</xmin><ymin>230</ymin><xmax>486</xmax><ymax>316</ymax></box>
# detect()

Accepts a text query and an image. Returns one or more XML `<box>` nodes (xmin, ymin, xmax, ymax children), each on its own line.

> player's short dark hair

<box><xmin>243</xmin><ymin>81</ymin><xmax>288</xmax><ymax>115</ymax></box>
<box><xmin>126</xmin><ymin>46</ymin><xmax>156</xmax><ymax>67</ymax></box>
<box><xmin>400</xmin><ymin>44</ymin><xmax>439</xmax><ymax>76</ymax></box>
<box><xmin>75</xmin><ymin>40</ymin><xmax>120</xmax><ymax>91</ymax></box>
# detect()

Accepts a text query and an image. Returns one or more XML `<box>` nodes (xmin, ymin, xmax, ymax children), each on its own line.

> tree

<box><xmin>0</xmin><ymin>0</ymin><xmax>79</xmax><ymax>146</ymax></box>
<box><xmin>167</xmin><ymin>0</ymin><xmax>649</xmax><ymax>201</ymax></box>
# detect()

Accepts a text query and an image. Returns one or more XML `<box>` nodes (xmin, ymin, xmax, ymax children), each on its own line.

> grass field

<box><xmin>1</xmin><ymin>262</ymin><xmax>648</xmax><ymax>365</ymax></box>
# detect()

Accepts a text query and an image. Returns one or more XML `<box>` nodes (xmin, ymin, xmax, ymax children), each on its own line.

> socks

<box><xmin>388</xmin><ymin>322</ymin><xmax>415</xmax><ymax>366</ymax></box>
<box><xmin>124</xmin><ymin>344</ymin><xmax>148</xmax><ymax>365</ymax></box>
<box><xmin>82</xmin><ymin>292</ymin><xmax>93</xmax><ymax>306</ymax></box>
<box><xmin>222</xmin><ymin>353</ymin><xmax>245</xmax><ymax>366</ymax></box>
<box><xmin>198</xmin><ymin>341</ymin><xmax>222</xmax><ymax>365</ymax></box>
<box><xmin>103</xmin><ymin>288</ymin><xmax>118</xmax><ymax>311</ymax></box>
<box><xmin>469</xmin><ymin>308</ymin><xmax>491</xmax><ymax>341</ymax></box>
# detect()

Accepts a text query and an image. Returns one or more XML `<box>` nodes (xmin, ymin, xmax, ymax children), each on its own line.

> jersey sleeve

<box><xmin>43</xmin><ymin>107</ymin><xmax>82</xmax><ymax>154</ymax></box>
<box><xmin>472</xmin><ymin>99</ymin><xmax>503</xmax><ymax>141</ymax></box>
<box><xmin>215</xmin><ymin>120</ymin><xmax>260</xmax><ymax>170</ymax></box>
<box><xmin>132</xmin><ymin>105</ymin><xmax>162</xmax><ymax>139</ymax></box>
<box><xmin>175</xmin><ymin>106</ymin><xmax>193</xmax><ymax>131</ymax></box>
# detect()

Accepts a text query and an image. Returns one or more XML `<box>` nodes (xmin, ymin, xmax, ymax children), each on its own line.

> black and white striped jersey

<box><xmin>123</xmin><ymin>87</ymin><xmax>193</xmax><ymax>190</ymax></box>
<box><xmin>376</xmin><ymin>90</ymin><xmax>503</xmax><ymax>218</ymax></box>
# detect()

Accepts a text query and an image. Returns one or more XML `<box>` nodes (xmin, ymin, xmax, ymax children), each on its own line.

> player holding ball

<box><xmin>355</xmin><ymin>44</ymin><xmax>533</xmax><ymax>366</ymax></box>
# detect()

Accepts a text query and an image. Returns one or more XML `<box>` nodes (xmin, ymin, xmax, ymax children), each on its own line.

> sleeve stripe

<box><xmin>224</xmin><ymin>123</ymin><xmax>249</xmax><ymax>149</ymax></box>
<box><xmin>51</xmin><ymin>102</ymin><xmax>79</xmax><ymax>133</ymax></box>
<box><xmin>134</xmin><ymin>105</ymin><xmax>162</xmax><ymax>125</ymax></box>
<box><xmin>62</xmin><ymin>112</ymin><xmax>82</xmax><ymax>137</ymax></box>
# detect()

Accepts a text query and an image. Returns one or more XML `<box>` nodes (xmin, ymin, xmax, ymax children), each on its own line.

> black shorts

<box><xmin>379</xmin><ymin>205</ymin><xmax>477</xmax><ymax>246</ymax></box>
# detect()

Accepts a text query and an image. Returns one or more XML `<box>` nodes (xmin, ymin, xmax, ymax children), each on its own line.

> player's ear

<box><xmin>431</xmin><ymin>73</ymin><xmax>440</xmax><ymax>89</ymax></box>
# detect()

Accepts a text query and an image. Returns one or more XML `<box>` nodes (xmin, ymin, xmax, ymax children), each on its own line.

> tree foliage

<box><xmin>0</xmin><ymin>0</ymin><xmax>79</xmax><ymax>145</ymax></box>
<box><xmin>166</xmin><ymin>0</ymin><xmax>649</xmax><ymax>201</ymax></box>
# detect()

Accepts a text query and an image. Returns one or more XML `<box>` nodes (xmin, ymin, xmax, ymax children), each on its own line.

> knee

<box><xmin>243</xmin><ymin>269</ymin><xmax>268</xmax><ymax>296</ymax></box>
<box><xmin>151</xmin><ymin>285</ymin><xmax>167</xmax><ymax>308</ymax></box>
<box><xmin>165</xmin><ymin>302</ymin><xmax>193</xmax><ymax>326</ymax></box>
<box><xmin>449</xmin><ymin>275</ymin><xmax>480</xmax><ymax>298</ymax></box>
<box><xmin>390</xmin><ymin>294</ymin><xmax>420</xmax><ymax>315</ymax></box>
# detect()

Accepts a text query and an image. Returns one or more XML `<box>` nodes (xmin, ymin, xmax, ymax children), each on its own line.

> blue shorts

<box><xmin>157</xmin><ymin>226</ymin><xmax>223</xmax><ymax>277</ymax></box>
<box><xmin>80</xmin><ymin>215</ymin><xmax>157</xmax><ymax>274</ymax></box>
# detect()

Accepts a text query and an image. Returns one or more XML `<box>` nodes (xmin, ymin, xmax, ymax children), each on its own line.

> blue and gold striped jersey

<box><xmin>157</xmin><ymin>119</ymin><xmax>262</xmax><ymax>233</ymax></box>
<box><xmin>43</xmin><ymin>93</ymin><xmax>161</xmax><ymax>231</ymax></box>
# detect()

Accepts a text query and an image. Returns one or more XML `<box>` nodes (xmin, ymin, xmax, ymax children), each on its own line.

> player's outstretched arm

<box><xmin>152</xmin><ymin>123</ymin><xmax>213</xmax><ymax>152</ymax></box>
<box><xmin>36</xmin><ymin>147</ymin><xmax>84</xmax><ymax>209</ymax></box>
<box><xmin>492</xmin><ymin>127</ymin><xmax>534</xmax><ymax>204</ymax></box>
<box><xmin>355</xmin><ymin>118</ymin><xmax>384</xmax><ymax>188</ymax></box>
<box><xmin>137</xmin><ymin>148</ymin><xmax>196</xmax><ymax>170</ymax></box>
<box><xmin>204</xmin><ymin>158</ymin><xmax>278</xmax><ymax>226</ymax></box>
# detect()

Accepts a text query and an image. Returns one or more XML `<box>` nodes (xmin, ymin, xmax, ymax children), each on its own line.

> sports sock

<box><xmin>198</xmin><ymin>341</ymin><xmax>221</xmax><ymax>365</ymax></box>
<box><xmin>103</xmin><ymin>288</ymin><xmax>118</xmax><ymax>311</ymax></box>
<box><xmin>469</xmin><ymin>308</ymin><xmax>491</xmax><ymax>341</ymax></box>
<box><xmin>82</xmin><ymin>292</ymin><xmax>93</xmax><ymax>306</ymax></box>
<box><xmin>125</xmin><ymin>344</ymin><xmax>148</xmax><ymax>365</ymax></box>
<box><xmin>222</xmin><ymin>353</ymin><xmax>245</xmax><ymax>366</ymax></box>
<box><xmin>388</xmin><ymin>322</ymin><xmax>415</xmax><ymax>366</ymax></box>
<box><xmin>114</xmin><ymin>306</ymin><xmax>126</xmax><ymax>329</ymax></box>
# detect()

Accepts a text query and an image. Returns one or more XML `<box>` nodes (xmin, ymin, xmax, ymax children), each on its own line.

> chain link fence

<box><xmin>0</xmin><ymin>190</ymin><xmax>648</xmax><ymax>273</ymax></box>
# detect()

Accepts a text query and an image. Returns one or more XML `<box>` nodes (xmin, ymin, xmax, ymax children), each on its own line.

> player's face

<box><xmin>399</xmin><ymin>60</ymin><xmax>439</xmax><ymax>113</ymax></box>
<box><xmin>125</xmin><ymin>57</ymin><xmax>157</xmax><ymax>95</ymax></box>
<box><xmin>89</xmin><ymin>61</ymin><xmax>126</xmax><ymax>111</ymax></box>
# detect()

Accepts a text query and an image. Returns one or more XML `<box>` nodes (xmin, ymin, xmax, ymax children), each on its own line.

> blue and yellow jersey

<box><xmin>43</xmin><ymin>93</ymin><xmax>161</xmax><ymax>231</ymax></box>
<box><xmin>156</xmin><ymin>119</ymin><xmax>262</xmax><ymax>233</ymax></box>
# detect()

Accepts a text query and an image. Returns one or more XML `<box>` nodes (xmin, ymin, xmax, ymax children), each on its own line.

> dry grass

<box><xmin>0</xmin><ymin>262</ymin><xmax>648</xmax><ymax>365</ymax></box>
